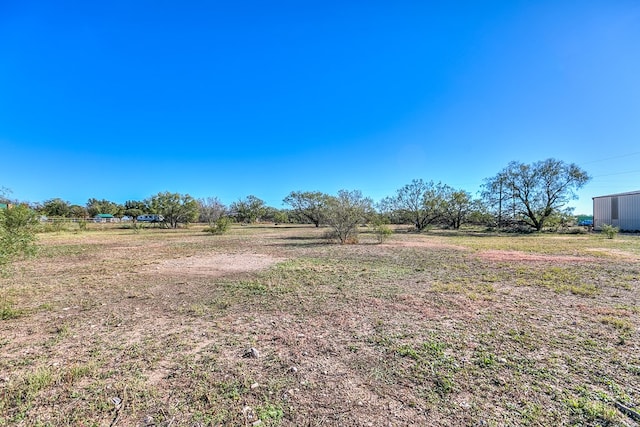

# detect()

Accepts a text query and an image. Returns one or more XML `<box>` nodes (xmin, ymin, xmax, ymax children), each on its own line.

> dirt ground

<box><xmin>1</xmin><ymin>225</ymin><xmax>639</xmax><ymax>426</ymax></box>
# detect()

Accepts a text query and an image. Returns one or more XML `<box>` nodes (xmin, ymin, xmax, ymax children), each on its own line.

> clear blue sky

<box><xmin>2</xmin><ymin>1</ymin><xmax>639</xmax><ymax>215</ymax></box>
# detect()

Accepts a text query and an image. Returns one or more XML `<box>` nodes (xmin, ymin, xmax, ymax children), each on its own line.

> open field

<box><xmin>1</xmin><ymin>225</ymin><xmax>639</xmax><ymax>426</ymax></box>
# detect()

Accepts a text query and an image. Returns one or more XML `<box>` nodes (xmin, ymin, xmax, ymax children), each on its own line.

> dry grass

<box><xmin>1</xmin><ymin>224</ymin><xmax>639</xmax><ymax>426</ymax></box>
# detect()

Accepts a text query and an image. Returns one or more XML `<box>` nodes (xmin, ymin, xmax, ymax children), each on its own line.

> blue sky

<box><xmin>1</xmin><ymin>1</ymin><xmax>639</xmax><ymax>215</ymax></box>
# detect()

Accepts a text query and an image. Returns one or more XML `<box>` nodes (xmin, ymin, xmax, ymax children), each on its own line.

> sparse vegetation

<box><xmin>1</xmin><ymin>225</ymin><xmax>638</xmax><ymax>426</ymax></box>
<box><xmin>602</xmin><ymin>223</ymin><xmax>620</xmax><ymax>239</ymax></box>
<box><xmin>204</xmin><ymin>217</ymin><xmax>231</xmax><ymax>234</ymax></box>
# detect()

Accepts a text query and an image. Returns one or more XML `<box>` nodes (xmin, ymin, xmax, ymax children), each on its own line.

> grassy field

<box><xmin>1</xmin><ymin>224</ymin><xmax>639</xmax><ymax>426</ymax></box>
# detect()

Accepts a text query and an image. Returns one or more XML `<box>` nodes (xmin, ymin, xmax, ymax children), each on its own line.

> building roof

<box><xmin>95</xmin><ymin>213</ymin><xmax>115</xmax><ymax>218</ymax></box>
<box><xmin>593</xmin><ymin>190</ymin><xmax>640</xmax><ymax>199</ymax></box>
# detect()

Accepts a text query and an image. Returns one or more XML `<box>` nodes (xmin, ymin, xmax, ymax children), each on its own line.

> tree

<box><xmin>198</xmin><ymin>197</ymin><xmax>227</xmax><ymax>225</ymax></box>
<box><xmin>384</xmin><ymin>179</ymin><xmax>448</xmax><ymax>231</ymax></box>
<box><xmin>283</xmin><ymin>191</ymin><xmax>330</xmax><ymax>227</ymax></box>
<box><xmin>147</xmin><ymin>192</ymin><xmax>199</xmax><ymax>228</ymax></box>
<box><xmin>0</xmin><ymin>204</ymin><xmax>39</xmax><ymax>272</ymax></box>
<box><xmin>0</xmin><ymin>186</ymin><xmax>12</xmax><ymax>204</ymax></box>
<box><xmin>484</xmin><ymin>159</ymin><xmax>590</xmax><ymax>231</ymax></box>
<box><xmin>86</xmin><ymin>198</ymin><xmax>122</xmax><ymax>217</ymax></box>
<box><xmin>69</xmin><ymin>205</ymin><xmax>88</xmax><ymax>219</ymax></box>
<box><xmin>480</xmin><ymin>172</ymin><xmax>519</xmax><ymax>228</ymax></box>
<box><xmin>230</xmin><ymin>195</ymin><xmax>266</xmax><ymax>224</ymax></box>
<box><xmin>324</xmin><ymin>190</ymin><xmax>373</xmax><ymax>244</ymax></box>
<box><xmin>123</xmin><ymin>200</ymin><xmax>148</xmax><ymax>225</ymax></box>
<box><xmin>441</xmin><ymin>187</ymin><xmax>476</xmax><ymax>230</ymax></box>
<box><xmin>40</xmin><ymin>198</ymin><xmax>71</xmax><ymax>218</ymax></box>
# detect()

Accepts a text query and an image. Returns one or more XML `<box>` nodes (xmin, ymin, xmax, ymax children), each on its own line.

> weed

<box><xmin>257</xmin><ymin>403</ymin><xmax>284</xmax><ymax>424</ymax></box>
<box><xmin>601</xmin><ymin>223</ymin><xmax>619</xmax><ymax>239</ymax></box>
<box><xmin>600</xmin><ymin>316</ymin><xmax>633</xmax><ymax>332</ymax></box>
<box><xmin>0</xmin><ymin>300</ymin><xmax>22</xmax><ymax>320</ymax></box>
<box><xmin>565</xmin><ymin>396</ymin><xmax>618</xmax><ymax>424</ymax></box>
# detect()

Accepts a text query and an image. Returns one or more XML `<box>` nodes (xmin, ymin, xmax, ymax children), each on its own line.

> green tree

<box><xmin>40</xmin><ymin>198</ymin><xmax>71</xmax><ymax>218</ymax></box>
<box><xmin>283</xmin><ymin>191</ymin><xmax>330</xmax><ymax>227</ymax></box>
<box><xmin>147</xmin><ymin>192</ymin><xmax>199</xmax><ymax>228</ymax></box>
<box><xmin>86</xmin><ymin>198</ymin><xmax>122</xmax><ymax>217</ymax></box>
<box><xmin>273</xmin><ymin>210</ymin><xmax>289</xmax><ymax>224</ymax></box>
<box><xmin>231</xmin><ymin>195</ymin><xmax>266</xmax><ymax>224</ymax></box>
<box><xmin>324</xmin><ymin>190</ymin><xmax>373</xmax><ymax>244</ymax></box>
<box><xmin>484</xmin><ymin>159</ymin><xmax>590</xmax><ymax>231</ymax></box>
<box><xmin>123</xmin><ymin>200</ymin><xmax>148</xmax><ymax>226</ymax></box>
<box><xmin>69</xmin><ymin>205</ymin><xmax>88</xmax><ymax>218</ymax></box>
<box><xmin>0</xmin><ymin>204</ymin><xmax>39</xmax><ymax>272</ymax></box>
<box><xmin>441</xmin><ymin>188</ymin><xmax>475</xmax><ymax>229</ymax></box>
<box><xmin>384</xmin><ymin>179</ymin><xmax>448</xmax><ymax>231</ymax></box>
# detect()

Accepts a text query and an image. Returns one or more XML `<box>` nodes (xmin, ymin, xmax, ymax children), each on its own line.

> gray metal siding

<box><xmin>593</xmin><ymin>192</ymin><xmax>640</xmax><ymax>231</ymax></box>
<box><xmin>593</xmin><ymin>197</ymin><xmax>611</xmax><ymax>230</ymax></box>
<box><xmin>619</xmin><ymin>193</ymin><xmax>640</xmax><ymax>231</ymax></box>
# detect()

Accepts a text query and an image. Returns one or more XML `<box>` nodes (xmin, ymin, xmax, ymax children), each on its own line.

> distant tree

<box><xmin>86</xmin><ymin>198</ymin><xmax>122</xmax><ymax>217</ymax></box>
<box><xmin>273</xmin><ymin>210</ymin><xmax>289</xmax><ymax>224</ymax></box>
<box><xmin>480</xmin><ymin>172</ymin><xmax>519</xmax><ymax>228</ymax></box>
<box><xmin>484</xmin><ymin>159</ymin><xmax>590</xmax><ymax>231</ymax></box>
<box><xmin>283</xmin><ymin>191</ymin><xmax>330</xmax><ymax>227</ymax></box>
<box><xmin>123</xmin><ymin>200</ymin><xmax>148</xmax><ymax>225</ymax></box>
<box><xmin>384</xmin><ymin>179</ymin><xmax>448</xmax><ymax>231</ymax></box>
<box><xmin>147</xmin><ymin>192</ymin><xmax>199</xmax><ymax>228</ymax></box>
<box><xmin>198</xmin><ymin>197</ymin><xmax>227</xmax><ymax>225</ymax></box>
<box><xmin>40</xmin><ymin>198</ymin><xmax>71</xmax><ymax>218</ymax></box>
<box><xmin>324</xmin><ymin>190</ymin><xmax>373</xmax><ymax>244</ymax></box>
<box><xmin>231</xmin><ymin>195</ymin><xmax>266</xmax><ymax>224</ymax></box>
<box><xmin>441</xmin><ymin>187</ymin><xmax>476</xmax><ymax>229</ymax></box>
<box><xmin>0</xmin><ymin>186</ymin><xmax>13</xmax><ymax>204</ymax></box>
<box><xmin>0</xmin><ymin>204</ymin><xmax>39</xmax><ymax>272</ymax></box>
<box><xmin>69</xmin><ymin>205</ymin><xmax>88</xmax><ymax>219</ymax></box>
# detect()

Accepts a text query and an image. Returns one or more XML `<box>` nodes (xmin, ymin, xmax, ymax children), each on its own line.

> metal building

<box><xmin>593</xmin><ymin>190</ymin><xmax>640</xmax><ymax>231</ymax></box>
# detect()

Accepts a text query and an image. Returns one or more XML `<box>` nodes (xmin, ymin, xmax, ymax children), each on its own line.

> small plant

<box><xmin>257</xmin><ymin>403</ymin><xmax>284</xmax><ymax>424</ymax></box>
<box><xmin>372</xmin><ymin>219</ymin><xmax>393</xmax><ymax>243</ymax></box>
<box><xmin>0</xmin><ymin>300</ymin><xmax>23</xmax><ymax>320</ymax></box>
<box><xmin>204</xmin><ymin>217</ymin><xmax>231</xmax><ymax>235</ymax></box>
<box><xmin>601</xmin><ymin>223</ymin><xmax>619</xmax><ymax>239</ymax></box>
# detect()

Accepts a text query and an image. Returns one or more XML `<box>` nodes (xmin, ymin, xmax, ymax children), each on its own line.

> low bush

<box><xmin>601</xmin><ymin>224</ymin><xmax>619</xmax><ymax>239</ymax></box>
<box><xmin>373</xmin><ymin>224</ymin><xmax>393</xmax><ymax>243</ymax></box>
<box><xmin>204</xmin><ymin>217</ymin><xmax>231</xmax><ymax>235</ymax></box>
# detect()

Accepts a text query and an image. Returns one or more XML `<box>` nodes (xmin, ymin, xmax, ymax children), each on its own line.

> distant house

<box><xmin>0</xmin><ymin>203</ymin><xmax>11</xmax><ymax>210</ymax></box>
<box><xmin>94</xmin><ymin>213</ymin><xmax>116</xmax><ymax>223</ymax></box>
<box><xmin>593</xmin><ymin>190</ymin><xmax>640</xmax><ymax>231</ymax></box>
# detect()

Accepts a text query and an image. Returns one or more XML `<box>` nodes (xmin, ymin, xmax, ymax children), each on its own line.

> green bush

<box><xmin>0</xmin><ymin>205</ymin><xmax>39</xmax><ymax>273</ymax></box>
<box><xmin>601</xmin><ymin>223</ymin><xmax>619</xmax><ymax>239</ymax></box>
<box><xmin>204</xmin><ymin>217</ymin><xmax>231</xmax><ymax>235</ymax></box>
<box><xmin>373</xmin><ymin>223</ymin><xmax>393</xmax><ymax>243</ymax></box>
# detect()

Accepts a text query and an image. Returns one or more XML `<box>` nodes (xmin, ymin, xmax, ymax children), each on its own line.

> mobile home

<box><xmin>593</xmin><ymin>190</ymin><xmax>640</xmax><ymax>231</ymax></box>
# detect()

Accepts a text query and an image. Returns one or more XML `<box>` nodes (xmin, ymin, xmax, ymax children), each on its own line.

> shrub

<box><xmin>371</xmin><ymin>216</ymin><xmax>393</xmax><ymax>243</ymax></box>
<box><xmin>374</xmin><ymin>224</ymin><xmax>393</xmax><ymax>243</ymax></box>
<box><xmin>204</xmin><ymin>217</ymin><xmax>231</xmax><ymax>235</ymax></box>
<box><xmin>601</xmin><ymin>223</ymin><xmax>619</xmax><ymax>239</ymax></box>
<box><xmin>0</xmin><ymin>205</ymin><xmax>39</xmax><ymax>273</ymax></box>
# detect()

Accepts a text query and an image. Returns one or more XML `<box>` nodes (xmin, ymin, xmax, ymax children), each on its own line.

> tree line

<box><xmin>3</xmin><ymin>159</ymin><xmax>590</xmax><ymax>242</ymax></box>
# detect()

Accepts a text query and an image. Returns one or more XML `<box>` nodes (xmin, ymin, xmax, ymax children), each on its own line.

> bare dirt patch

<box><xmin>143</xmin><ymin>253</ymin><xmax>285</xmax><ymax>277</ymax></box>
